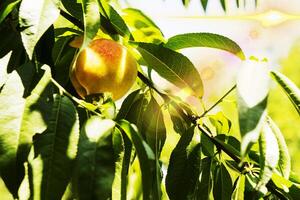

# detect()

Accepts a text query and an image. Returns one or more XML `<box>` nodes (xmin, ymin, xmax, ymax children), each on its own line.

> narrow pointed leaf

<box><xmin>137</xmin><ymin>43</ymin><xmax>203</xmax><ymax>97</ymax></box>
<box><xmin>118</xmin><ymin>120</ymin><xmax>154</xmax><ymax>200</ymax></box>
<box><xmin>112</xmin><ymin>128</ymin><xmax>132</xmax><ymax>200</ymax></box>
<box><xmin>0</xmin><ymin>64</ymin><xmax>53</xmax><ymax>197</ymax></box>
<box><xmin>0</xmin><ymin>0</ymin><xmax>21</xmax><ymax>24</ymax></box>
<box><xmin>75</xmin><ymin>116</ymin><xmax>116</xmax><ymax>200</ymax></box>
<box><xmin>201</xmin><ymin>0</ymin><xmax>209</xmax><ymax>10</ymax></box>
<box><xmin>196</xmin><ymin>157</ymin><xmax>213</xmax><ymax>199</ymax></box>
<box><xmin>19</xmin><ymin>0</ymin><xmax>60</xmax><ymax>59</ymax></box>
<box><xmin>81</xmin><ymin>0</ymin><xmax>101</xmax><ymax>49</ymax></box>
<box><xmin>220</xmin><ymin>0</ymin><xmax>226</xmax><ymax>10</ymax></box>
<box><xmin>213</xmin><ymin>163</ymin><xmax>233</xmax><ymax>200</ymax></box>
<box><xmin>165</xmin><ymin>33</ymin><xmax>245</xmax><ymax>60</ymax></box>
<box><xmin>99</xmin><ymin>0</ymin><xmax>131</xmax><ymax>38</ymax></box>
<box><xmin>231</xmin><ymin>175</ymin><xmax>245</xmax><ymax>200</ymax></box>
<box><xmin>270</xmin><ymin>70</ymin><xmax>300</xmax><ymax>116</ymax></box>
<box><xmin>267</xmin><ymin>118</ymin><xmax>290</xmax><ymax>179</ymax></box>
<box><xmin>256</xmin><ymin>122</ymin><xmax>279</xmax><ymax>193</ymax></box>
<box><xmin>29</xmin><ymin>94</ymin><xmax>79</xmax><ymax>200</ymax></box>
<box><xmin>116</xmin><ymin>89</ymin><xmax>143</xmax><ymax>120</ymax></box>
<box><xmin>237</xmin><ymin>59</ymin><xmax>270</xmax><ymax>157</ymax></box>
<box><xmin>142</xmin><ymin>97</ymin><xmax>166</xmax><ymax>154</ymax></box>
<box><xmin>166</xmin><ymin>126</ymin><xmax>201</xmax><ymax>200</ymax></box>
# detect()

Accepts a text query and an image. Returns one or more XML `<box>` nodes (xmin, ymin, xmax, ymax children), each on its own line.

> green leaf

<box><xmin>200</xmin><ymin>0</ymin><xmax>209</xmax><ymax>10</ymax></box>
<box><xmin>168</xmin><ymin>101</ymin><xmax>191</xmax><ymax>135</ymax></box>
<box><xmin>272</xmin><ymin>173</ymin><xmax>300</xmax><ymax>200</ymax></box>
<box><xmin>231</xmin><ymin>175</ymin><xmax>245</xmax><ymax>200</ymax></box>
<box><xmin>196</xmin><ymin>157</ymin><xmax>213</xmax><ymax>200</ymax></box>
<box><xmin>0</xmin><ymin>64</ymin><xmax>53</xmax><ymax>197</ymax></box>
<box><xmin>19</xmin><ymin>0</ymin><xmax>60</xmax><ymax>59</ymax></box>
<box><xmin>220</xmin><ymin>0</ymin><xmax>226</xmax><ymax>10</ymax></box>
<box><xmin>118</xmin><ymin>120</ymin><xmax>154</xmax><ymax>200</ymax></box>
<box><xmin>122</xmin><ymin>8</ymin><xmax>164</xmax><ymax>43</ymax></box>
<box><xmin>75</xmin><ymin>116</ymin><xmax>116</xmax><ymax>200</ymax></box>
<box><xmin>0</xmin><ymin>0</ymin><xmax>21</xmax><ymax>24</ymax></box>
<box><xmin>137</xmin><ymin>43</ymin><xmax>204</xmax><ymax>97</ymax></box>
<box><xmin>182</xmin><ymin>0</ymin><xmax>190</xmax><ymax>7</ymax></box>
<box><xmin>236</xmin><ymin>0</ymin><xmax>240</xmax><ymax>7</ymax></box>
<box><xmin>112</xmin><ymin>128</ymin><xmax>132</xmax><ymax>200</ymax></box>
<box><xmin>270</xmin><ymin>70</ymin><xmax>300</xmax><ymax>116</ymax></box>
<box><xmin>81</xmin><ymin>0</ymin><xmax>101</xmax><ymax>49</ymax></box>
<box><xmin>116</xmin><ymin>89</ymin><xmax>143</xmax><ymax>120</ymax></box>
<box><xmin>165</xmin><ymin>33</ymin><xmax>245</xmax><ymax>60</ymax></box>
<box><xmin>267</xmin><ymin>117</ymin><xmax>291</xmax><ymax>179</ymax></box>
<box><xmin>209</xmin><ymin>112</ymin><xmax>232</xmax><ymax>134</ymax></box>
<box><xmin>53</xmin><ymin>36</ymin><xmax>77</xmax><ymax>86</ymax></box>
<box><xmin>237</xmin><ymin>59</ymin><xmax>270</xmax><ymax>157</ymax></box>
<box><xmin>256</xmin><ymin>122</ymin><xmax>279</xmax><ymax>193</ymax></box>
<box><xmin>289</xmin><ymin>171</ymin><xmax>300</xmax><ymax>184</ymax></box>
<box><xmin>166</xmin><ymin>126</ymin><xmax>201</xmax><ymax>200</ymax></box>
<box><xmin>142</xmin><ymin>97</ymin><xmax>166</xmax><ymax>154</ymax></box>
<box><xmin>61</xmin><ymin>0</ymin><xmax>83</xmax><ymax>21</ymax></box>
<box><xmin>213</xmin><ymin>163</ymin><xmax>233</xmax><ymax>200</ymax></box>
<box><xmin>99</xmin><ymin>1</ymin><xmax>131</xmax><ymax>38</ymax></box>
<box><xmin>0</xmin><ymin>51</ymin><xmax>12</xmax><ymax>87</ymax></box>
<box><xmin>29</xmin><ymin>94</ymin><xmax>79</xmax><ymax>200</ymax></box>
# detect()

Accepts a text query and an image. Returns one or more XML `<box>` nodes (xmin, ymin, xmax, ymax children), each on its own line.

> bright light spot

<box><xmin>176</xmin><ymin>87</ymin><xmax>193</xmax><ymax>101</ymax></box>
<box><xmin>85</xmin><ymin>117</ymin><xmax>115</xmax><ymax>142</ymax></box>
<box><xmin>256</xmin><ymin>10</ymin><xmax>287</xmax><ymax>27</ymax></box>
<box><xmin>117</xmin><ymin>49</ymin><xmax>127</xmax><ymax>82</ymax></box>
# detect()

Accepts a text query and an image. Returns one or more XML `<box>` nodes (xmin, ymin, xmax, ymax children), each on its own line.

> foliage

<box><xmin>0</xmin><ymin>0</ymin><xmax>299</xmax><ymax>199</ymax></box>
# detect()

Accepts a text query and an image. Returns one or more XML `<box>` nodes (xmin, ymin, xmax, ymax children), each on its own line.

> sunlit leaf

<box><xmin>272</xmin><ymin>173</ymin><xmax>300</xmax><ymax>199</ymax></box>
<box><xmin>182</xmin><ymin>0</ymin><xmax>190</xmax><ymax>7</ymax></box>
<box><xmin>112</xmin><ymin>128</ymin><xmax>132</xmax><ymax>200</ymax></box>
<box><xmin>19</xmin><ymin>0</ymin><xmax>60</xmax><ymax>59</ymax></box>
<box><xmin>209</xmin><ymin>112</ymin><xmax>231</xmax><ymax>134</ymax></box>
<box><xmin>237</xmin><ymin>59</ymin><xmax>270</xmax><ymax>157</ymax></box>
<box><xmin>165</xmin><ymin>33</ymin><xmax>245</xmax><ymax>60</ymax></box>
<box><xmin>75</xmin><ymin>116</ymin><xmax>116</xmax><ymax>200</ymax></box>
<box><xmin>29</xmin><ymin>94</ymin><xmax>79</xmax><ymax>200</ymax></box>
<box><xmin>270</xmin><ymin>70</ymin><xmax>300</xmax><ymax>116</ymax></box>
<box><xmin>0</xmin><ymin>64</ymin><xmax>53</xmax><ymax>197</ymax></box>
<box><xmin>81</xmin><ymin>0</ymin><xmax>101</xmax><ymax>49</ymax></box>
<box><xmin>267</xmin><ymin>117</ymin><xmax>291</xmax><ymax>179</ymax></box>
<box><xmin>136</xmin><ymin>43</ymin><xmax>204</xmax><ymax>97</ymax></box>
<box><xmin>122</xmin><ymin>8</ymin><xmax>164</xmax><ymax>43</ymax></box>
<box><xmin>0</xmin><ymin>0</ymin><xmax>21</xmax><ymax>24</ymax></box>
<box><xmin>99</xmin><ymin>0</ymin><xmax>131</xmax><ymax>38</ymax></box>
<box><xmin>118</xmin><ymin>120</ymin><xmax>154</xmax><ymax>200</ymax></box>
<box><xmin>256</xmin><ymin>122</ymin><xmax>279</xmax><ymax>193</ymax></box>
<box><xmin>231</xmin><ymin>175</ymin><xmax>245</xmax><ymax>200</ymax></box>
<box><xmin>142</xmin><ymin>97</ymin><xmax>166</xmax><ymax>154</ymax></box>
<box><xmin>168</xmin><ymin>101</ymin><xmax>191</xmax><ymax>135</ymax></box>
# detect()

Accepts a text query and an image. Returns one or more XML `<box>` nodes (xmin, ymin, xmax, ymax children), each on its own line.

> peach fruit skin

<box><xmin>70</xmin><ymin>39</ymin><xmax>138</xmax><ymax>100</ymax></box>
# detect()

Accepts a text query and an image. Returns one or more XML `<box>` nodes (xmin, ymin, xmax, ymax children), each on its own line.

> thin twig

<box><xmin>50</xmin><ymin>78</ymin><xmax>102</xmax><ymax>116</ymax></box>
<box><xmin>198</xmin><ymin>85</ymin><xmax>237</xmax><ymax>118</ymax></box>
